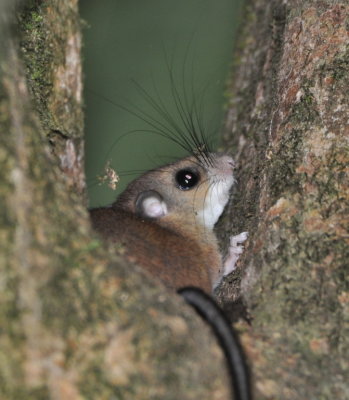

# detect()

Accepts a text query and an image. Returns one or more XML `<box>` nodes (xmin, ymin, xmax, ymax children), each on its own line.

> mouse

<box><xmin>90</xmin><ymin>149</ymin><xmax>248</xmax><ymax>292</ymax></box>
<box><xmin>89</xmin><ymin>147</ymin><xmax>251</xmax><ymax>400</ymax></box>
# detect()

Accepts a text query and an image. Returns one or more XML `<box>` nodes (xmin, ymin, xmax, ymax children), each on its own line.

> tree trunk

<box><xmin>1</xmin><ymin>0</ymin><xmax>348</xmax><ymax>399</ymax></box>
<box><xmin>218</xmin><ymin>0</ymin><xmax>348</xmax><ymax>398</ymax></box>
<box><xmin>0</xmin><ymin>1</ymin><xmax>230</xmax><ymax>399</ymax></box>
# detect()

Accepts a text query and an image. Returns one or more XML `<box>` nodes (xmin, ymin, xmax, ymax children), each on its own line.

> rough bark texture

<box><xmin>218</xmin><ymin>0</ymin><xmax>348</xmax><ymax>398</ymax></box>
<box><xmin>2</xmin><ymin>0</ymin><xmax>348</xmax><ymax>399</ymax></box>
<box><xmin>0</xmin><ymin>1</ymin><xmax>230</xmax><ymax>399</ymax></box>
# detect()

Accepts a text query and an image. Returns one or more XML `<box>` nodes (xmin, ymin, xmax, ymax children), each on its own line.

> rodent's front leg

<box><xmin>223</xmin><ymin>232</ymin><xmax>249</xmax><ymax>276</ymax></box>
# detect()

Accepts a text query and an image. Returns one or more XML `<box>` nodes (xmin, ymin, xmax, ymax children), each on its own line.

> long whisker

<box><xmin>132</xmin><ymin>79</ymin><xmax>195</xmax><ymax>153</ymax></box>
<box><xmin>87</xmin><ymin>58</ymin><xmax>216</xmax><ymax>166</ymax></box>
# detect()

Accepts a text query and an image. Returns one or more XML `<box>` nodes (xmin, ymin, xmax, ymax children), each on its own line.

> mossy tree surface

<box><xmin>0</xmin><ymin>1</ymin><xmax>230</xmax><ymax>399</ymax></box>
<box><xmin>1</xmin><ymin>0</ymin><xmax>348</xmax><ymax>399</ymax></box>
<box><xmin>219</xmin><ymin>0</ymin><xmax>348</xmax><ymax>398</ymax></box>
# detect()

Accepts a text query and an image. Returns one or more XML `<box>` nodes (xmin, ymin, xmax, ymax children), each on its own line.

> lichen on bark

<box><xmin>18</xmin><ymin>0</ymin><xmax>85</xmax><ymax>195</ymax></box>
<box><xmin>0</xmin><ymin>1</ymin><xmax>231</xmax><ymax>399</ymax></box>
<box><xmin>2</xmin><ymin>0</ymin><xmax>348</xmax><ymax>399</ymax></box>
<box><xmin>220</xmin><ymin>1</ymin><xmax>349</xmax><ymax>398</ymax></box>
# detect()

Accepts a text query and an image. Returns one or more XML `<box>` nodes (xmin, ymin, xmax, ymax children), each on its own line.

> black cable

<box><xmin>178</xmin><ymin>287</ymin><xmax>252</xmax><ymax>400</ymax></box>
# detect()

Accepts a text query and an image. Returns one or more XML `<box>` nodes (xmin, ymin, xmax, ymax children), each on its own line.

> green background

<box><xmin>81</xmin><ymin>0</ymin><xmax>243</xmax><ymax>207</ymax></box>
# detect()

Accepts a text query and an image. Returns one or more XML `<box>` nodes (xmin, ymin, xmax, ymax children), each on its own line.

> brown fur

<box><xmin>90</xmin><ymin>206</ymin><xmax>221</xmax><ymax>292</ymax></box>
<box><xmin>90</xmin><ymin>154</ymin><xmax>234</xmax><ymax>292</ymax></box>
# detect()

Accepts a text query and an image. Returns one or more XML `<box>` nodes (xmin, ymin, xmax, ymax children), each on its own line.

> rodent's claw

<box><xmin>230</xmin><ymin>231</ymin><xmax>248</xmax><ymax>245</ymax></box>
<box><xmin>223</xmin><ymin>231</ymin><xmax>249</xmax><ymax>276</ymax></box>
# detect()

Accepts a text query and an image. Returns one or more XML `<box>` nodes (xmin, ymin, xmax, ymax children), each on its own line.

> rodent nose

<box><xmin>228</xmin><ymin>159</ymin><xmax>235</xmax><ymax>169</ymax></box>
<box><xmin>214</xmin><ymin>155</ymin><xmax>236</xmax><ymax>177</ymax></box>
<box><xmin>223</xmin><ymin>156</ymin><xmax>236</xmax><ymax>169</ymax></box>
<box><xmin>211</xmin><ymin>154</ymin><xmax>236</xmax><ymax>176</ymax></box>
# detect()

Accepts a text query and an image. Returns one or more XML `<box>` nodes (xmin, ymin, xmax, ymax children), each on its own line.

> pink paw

<box><xmin>223</xmin><ymin>232</ymin><xmax>248</xmax><ymax>276</ymax></box>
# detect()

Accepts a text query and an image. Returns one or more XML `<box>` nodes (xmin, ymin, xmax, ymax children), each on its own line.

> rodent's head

<box><xmin>115</xmin><ymin>152</ymin><xmax>236</xmax><ymax>230</ymax></box>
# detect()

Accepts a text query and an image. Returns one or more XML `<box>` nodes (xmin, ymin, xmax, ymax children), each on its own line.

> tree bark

<box><xmin>1</xmin><ymin>0</ymin><xmax>348</xmax><ymax>399</ymax></box>
<box><xmin>218</xmin><ymin>0</ymin><xmax>348</xmax><ymax>398</ymax></box>
<box><xmin>0</xmin><ymin>1</ymin><xmax>230</xmax><ymax>399</ymax></box>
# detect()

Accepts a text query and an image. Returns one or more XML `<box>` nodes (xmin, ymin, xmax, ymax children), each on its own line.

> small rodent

<box><xmin>90</xmin><ymin>147</ymin><xmax>251</xmax><ymax>400</ymax></box>
<box><xmin>90</xmin><ymin>150</ymin><xmax>248</xmax><ymax>292</ymax></box>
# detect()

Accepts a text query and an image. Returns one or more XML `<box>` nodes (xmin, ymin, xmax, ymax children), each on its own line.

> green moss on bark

<box><xmin>220</xmin><ymin>1</ymin><xmax>349</xmax><ymax>399</ymax></box>
<box><xmin>1</xmin><ymin>2</ymin><xmax>231</xmax><ymax>399</ymax></box>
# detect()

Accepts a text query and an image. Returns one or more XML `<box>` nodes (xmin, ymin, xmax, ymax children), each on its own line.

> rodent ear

<box><xmin>135</xmin><ymin>190</ymin><xmax>168</xmax><ymax>219</ymax></box>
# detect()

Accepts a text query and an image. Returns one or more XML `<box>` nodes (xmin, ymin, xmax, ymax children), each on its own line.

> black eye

<box><xmin>175</xmin><ymin>169</ymin><xmax>199</xmax><ymax>190</ymax></box>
